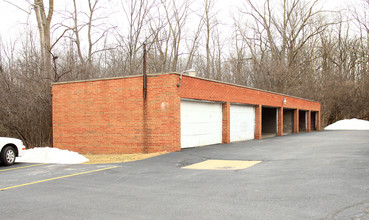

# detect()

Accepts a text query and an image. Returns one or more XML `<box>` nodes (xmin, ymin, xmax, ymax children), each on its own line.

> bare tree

<box><xmin>61</xmin><ymin>0</ymin><xmax>116</xmax><ymax>78</ymax></box>
<box><xmin>0</xmin><ymin>32</ymin><xmax>52</xmax><ymax>147</ymax></box>
<box><xmin>117</xmin><ymin>0</ymin><xmax>153</xmax><ymax>75</ymax></box>
<box><xmin>203</xmin><ymin>0</ymin><xmax>215</xmax><ymax>77</ymax></box>
<box><xmin>235</xmin><ymin>0</ymin><xmax>329</xmax><ymax>92</ymax></box>
<box><xmin>350</xmin><ymin>0</ymin><xmax>369</xmax><ymax>81</ymax></box>
<box><xmin>160</xmin><ymin>0</ymin><xmax>190</xmax><ymax>71</ymax></box>
<box><xmin>33</xmin><ymin>0</ymin><xmax>53</xmax><ymax>77</ymax></box>
<box><xmin>184</xmin><ymin>14</ymin><xmax>204</xmax><ymax>70</ymax></box>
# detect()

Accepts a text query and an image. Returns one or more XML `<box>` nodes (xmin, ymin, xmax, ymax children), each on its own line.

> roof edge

<box><xmin>53</xmin><ymin>72</ymin><xmax>319</xmax><ymax>103</ymax></box>
<box><xmin>172</xmin><ymin>73</ymin><xmax>319</xmax><ymax>103</ymax></box>
<box><xmin>52</xmin><ymin>72</ymin><xmax>175</xmax><ymax>85</ymax></box>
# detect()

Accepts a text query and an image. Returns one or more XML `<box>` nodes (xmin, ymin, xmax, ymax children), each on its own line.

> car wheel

<box><xmin>1</xmin><ymin>146</ymin><xmax>16</xmax><ymax>166</ymax></box>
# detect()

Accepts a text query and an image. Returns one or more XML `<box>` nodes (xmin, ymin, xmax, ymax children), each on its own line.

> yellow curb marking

<box><xmin>0</xmin><ymin>163</ymin><xmax>46</xmax><ymax>172</ymax></box>
<box><xmin>182</xmin><ymin>160</ymin><xmax>262</xmax><ymax>170</ymax></box>
<box><xmin>0</xmin><ymin>166</ymin><xmax>118</xmax><ymax>191</ymax></box>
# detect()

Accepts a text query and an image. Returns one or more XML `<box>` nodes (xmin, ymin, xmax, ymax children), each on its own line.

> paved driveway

<box><xmin>1</xmin><ymin>131</ymin><xmax>369</xmax><ymax>220</ymax></box>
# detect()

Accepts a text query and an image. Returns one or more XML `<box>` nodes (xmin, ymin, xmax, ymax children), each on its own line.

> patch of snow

<box><xmin>325</xmin><ymin>118</ymin><xmax>369</xmax><ymax>130</ymax></box>
<box><xmin>16</xmin><ymin>147</ymin><xmax>89</xmax><ymax>164</ymax></box>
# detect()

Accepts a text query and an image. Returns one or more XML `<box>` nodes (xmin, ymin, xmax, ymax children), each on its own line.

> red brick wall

<box><xmin>316</xmin><ymin>111</ymin><xmax>321</xmax><ymax>131</ymax></box>
<box><xmin>277</xmin><ymin>107</ymin><xmax>283</xmax><ymax>136</ymax></box>
<box><xmin>254</xmin><ymin>105</ymin><xmax>262</xmax><ymax>139</ymax></box>
<box><xmin>222</xmin><ymin>102</ymin><xmax>230</xmax><ymax>143</ymax></box>
<box><xmin>307</xmin><ymin>110</ymin><xmax>312</xmax><ymax>132</ymax></box>
<box><xmin>177</xmin><ymin>75</ymin><xmax>320</xmax><ymax>111</ymax></box>
<box><xmin>294</xmin><ymin>109</ymin><xmax>299</xmax><ymax>134</ymax></box>
<box><xmin>53</xmin><ymin>73</ymin><xmax>321</xmax><ymax>154</ymax></box>
<box><xmin>53</xmin><ymin>74</ymin><xmax>180</xmax><ymax>154</ymax></box>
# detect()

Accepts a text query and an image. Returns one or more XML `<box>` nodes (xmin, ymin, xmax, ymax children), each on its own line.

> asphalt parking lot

<box><xmin>1</xmin><ymin>130</ymin><xmax>369</xmax><ymax>220</ymax></box>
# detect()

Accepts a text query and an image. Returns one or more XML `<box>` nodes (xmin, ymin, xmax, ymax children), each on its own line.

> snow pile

<box><xmin>16</xmin><ymin>147</ymin><xmax>89</xmax><ymax>164</ymax></box>
<box><xmin>325</xmin><ymin>118</ymin><xmax>369</xmax><ymax>130</ymax></box>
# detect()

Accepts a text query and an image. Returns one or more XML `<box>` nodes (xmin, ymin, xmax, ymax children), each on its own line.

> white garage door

<box><xmin>230</xmin><ymin>105</ymin><xmax>255</xmax><ymax>142</ymax></box>
<box><xmin>181</xmin><ymin>100</ymin><xmax>222</xmax><ymax>148</ymax></box>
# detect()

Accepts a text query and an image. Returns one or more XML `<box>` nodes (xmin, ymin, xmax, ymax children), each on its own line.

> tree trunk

<box><xmin>34</xmin><ymin>0</ymin><xmax>53</xmax><ymax>78</ymax></box>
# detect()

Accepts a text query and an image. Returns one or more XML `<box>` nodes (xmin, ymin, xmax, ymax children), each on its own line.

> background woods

<box><xmin>0</xmin><ymin>0</ymin><xmax>368</xmax><ymax>147</ymax></box>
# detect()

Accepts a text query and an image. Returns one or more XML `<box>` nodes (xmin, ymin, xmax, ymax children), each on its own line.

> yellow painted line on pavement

<box><xmin>0</xmin><ymin>166</ymin><xmax>118</xmax><ymax>191</ymax></box>
<box><xmin>0</xmin><ymin>163</ymin><xmax>46</xmax><ymax>172</ymax></box>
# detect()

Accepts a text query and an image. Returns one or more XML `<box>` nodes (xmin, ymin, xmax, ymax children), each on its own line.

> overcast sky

<box><xmin>0</xmin><ymin>0</ymin><xmax>351</xmax><ymax>44</ymax></box>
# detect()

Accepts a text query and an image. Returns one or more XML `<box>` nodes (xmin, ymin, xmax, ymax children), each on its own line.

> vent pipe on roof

<box><xmin>177</xmin><ymin>69</ymin><xmax>196</xmax><ymax>87</ymax></box>
<box><xmin>185</xmin><ymin>69</ymin><xmax>196</xmax><ymax>77</ymax></box>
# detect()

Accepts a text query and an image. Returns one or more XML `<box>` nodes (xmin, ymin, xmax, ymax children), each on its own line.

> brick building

<box><xmin>52</xmin><ymin>73</ymin><xmax>321</xmax><ymax>154</ymax></box>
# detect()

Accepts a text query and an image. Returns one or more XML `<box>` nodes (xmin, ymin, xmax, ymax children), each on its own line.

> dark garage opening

<box><xmin>262</xmin><ymin>107</ymin><xmax>277</xmax><ymax>137</ymax></box>
<box><xmin>299</xmin><ymin>110</ymin><xmax>306</xmax><ymax>132</ymax></box>
<box><xmin>311</xmin><ymin>111</ymin><xmax>317</xmax><ymax>131</ymax></box>
<box><xmin>283</xmin><ymin>108</ymin><xmax>294</xmax><ymax>134</ymax></box>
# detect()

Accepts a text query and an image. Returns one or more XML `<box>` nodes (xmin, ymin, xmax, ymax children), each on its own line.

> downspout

<box><xmin>143</xmin><ymin>43</ymin><xmax>147</xmax><ymax>99</ymax></box>
<box><xmin>142</xmin><ymin>43</ymin><xmax>148</xmax><ymax>152</ymax></box>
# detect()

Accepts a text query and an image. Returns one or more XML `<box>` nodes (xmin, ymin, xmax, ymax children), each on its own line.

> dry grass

<box><xmin>82</xmin><ymin>152</ymin><xmax>168</xmax><ymax>164</ymax></box>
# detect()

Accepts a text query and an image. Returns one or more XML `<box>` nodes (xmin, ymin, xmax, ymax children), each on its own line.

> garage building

<box><xmin>52</xmin><ymin>73</ymin><xmax>321</xmax><ymax>154</ymax></box>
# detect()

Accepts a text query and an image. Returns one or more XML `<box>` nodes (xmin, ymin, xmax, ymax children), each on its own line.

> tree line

<box><xmin>0</xmin><ymin>0</ymin><xmax>368</xmax><ymax>147</ymax></box>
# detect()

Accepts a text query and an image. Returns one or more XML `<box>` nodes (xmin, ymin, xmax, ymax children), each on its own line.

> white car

<box><xmin>0</xmin><ymin>137</ymin><xmax>26</xmax><ymax>166</ymax></box>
